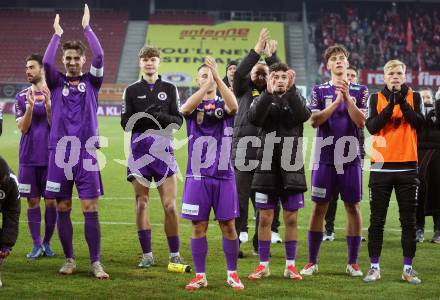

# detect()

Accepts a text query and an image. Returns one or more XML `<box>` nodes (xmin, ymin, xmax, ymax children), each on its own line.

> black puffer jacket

<box><xmin>248</xmin><ymin>86</ymin><xmax>311</xmax><ymax>194</ymax></box>
<box><xmin>232</xmin><ymin>49</ymin><xmax>279</xmax><ymax>168</ymax></box>
<box><xmin>0</xmin><ymin>157</ymin><xmax>20</xmax><ymax>250</ymax></box>
<box><xmin>418</xmin><ymin>99</ymin><xmax>440</xmax><ymax>150</ymax></box>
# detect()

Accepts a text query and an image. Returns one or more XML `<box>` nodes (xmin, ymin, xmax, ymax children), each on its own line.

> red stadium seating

<box><xmin>149</xmin><ymin>11</ymin><xmax>214</xmax><ymax>25</ymax></box>
<box><xmin>0</xmin><ymin>9</ymin><xmax>128</xmax><ymax>83</ymax></box>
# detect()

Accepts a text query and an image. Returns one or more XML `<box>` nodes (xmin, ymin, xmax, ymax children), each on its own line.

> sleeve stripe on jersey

<box><xmin>90</xmin><ymin>65</ymin><xmax>104</xmax><ymax>77</ymax></box>
<box><xmin>311</xmin><ymin>109</ymin><xmax>321</xmax><ymax>112</ymax></box>
<box><xmin>15</xmin><ymin>116</ymin><xmax>23</xmax><ymax>122</ymax></box>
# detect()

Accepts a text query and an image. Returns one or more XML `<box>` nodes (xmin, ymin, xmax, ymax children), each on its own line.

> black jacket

<box><xmin>121</xmin><ymin>76</ymin><xmax>183</xmax><ymax>133</ymax></box>
<box><xmin>418</xmin><ymin>99</ymin><xmax>440</xmax><ymax>150</ymax></box>
<box><xmin>366</xmin><ymin>85</ymin><xmax>424</xmax><ymax>170</ymax></box>
<box><xmin>0</xmin><ymin>159</ymin><xmax>20</xmax><ymax>250</ymax></box>
<box><xmin>248</xmin><ymin>87</ymin><xmax>311</xmax><ymax>194</ymax></box>
<box><xmin>232</xmin><ymin>49</ymin><xmax>279</xmax><ymax>168</ymax></box>
<box><xmin>0</xmin><ymin>109</ymin><xmax>3</xmax><ymax>136</ymax></box>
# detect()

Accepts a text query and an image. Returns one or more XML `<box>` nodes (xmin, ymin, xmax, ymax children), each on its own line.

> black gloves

<box><xmin>144</xmin><ymin>104</ymin><xmax>162</xmax><ymax>116</ymax></box>
<box><xmin>392</xmin><ymin>84</ymin><xmax>409</xmax><ymax>105</ymax></box>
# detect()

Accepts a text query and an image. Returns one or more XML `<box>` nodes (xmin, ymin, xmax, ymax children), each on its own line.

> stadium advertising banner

<box><xmin>361</xmin><ymin>70</ymin><xmax>440</xmax><ymax>86</ymax></box>
<box><xmin>145</xmin><ymin>21</ymin><xmax>286</xmax><ymax>87</ymax></box>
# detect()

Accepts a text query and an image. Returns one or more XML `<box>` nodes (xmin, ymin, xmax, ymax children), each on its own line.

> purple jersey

<box><xmin>15</xmin><ymin>88</ymin><xmax>50</xmax><ymax>166</ymax></box>
<box><xmin>308</xmin><ymin>81</ymin><xmax>368</xmax><ymax>165</ymax></box>
<box><xmin>185</xmin><ymin>96</ymin><xmax>234</xmax><ymax>179</ymax></box>
<box><xmin>43</xmin><ymin>26</ymin><xmax>104</xmax><ymax>150</ymax></box>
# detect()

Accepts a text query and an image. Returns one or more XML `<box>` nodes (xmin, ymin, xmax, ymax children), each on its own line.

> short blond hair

<box><xmin>383</xmin><ymin>59</ymin><xmax>406</xmax><ymax>74</ymax></box>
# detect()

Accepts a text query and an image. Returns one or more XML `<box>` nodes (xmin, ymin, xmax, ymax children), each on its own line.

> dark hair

<box><xmin>0</xmin><ymin>156</ymin><xmax>10</xmax><ymax>187</ymax></box>
<box><xmin>26</xmin><ymin>54</ymin><xmax>43</xmax><ymax>66</ymax></box>
<box><xmin>324</xmin><ymin>44</ymin><xmax>349</xmax><ymax>63</ymax></box>
<box><xmin>269</xmin><ymin>62</ymin><xmax>289</xmax><ymax>73</ymax></box>
<box><xmin>347</xmin><ymin>65</ymin><xmax>358</xmax><ymax>73</ymax></box>
<box><xmin>139</xmin><ymin>46</ymin><xmax>160</xmax><ymax>59</ymax></box>
<box><xmin>62</xmin><ymin>41</ymin><xmax>86</xmax><ymax>56</ymax></box>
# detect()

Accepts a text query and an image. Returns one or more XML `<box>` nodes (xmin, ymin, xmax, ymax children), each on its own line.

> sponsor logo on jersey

<box><xmin>46</xmin><ymin>181</ymin><xmax>61</xmax><ymax>193</ymax></box>
<box><xmin>255</xmin><ymin>192</ymin><xmax>268</xmax><ymax>204</ymax></box>
<box><xmin>311</xmin><ymin>186</ymin><xmax>326</xmax><ymax>198</ymax></box>
<box><xmin>182</xmin><ymin>203</ymin><xmax>199</xmax><ymax>216</ymax></box>
<box><xmin>0</xmin><ymin>190</ymin><xmax>5</xmax><ymax>200</ymax></box>
<box><xmin>19</xmin><ymin>183</ymin><xmax>31</xmax><ymax>194</ymax></box>
<box><xmin>325</xmin><ymin>95</ymin><xmax>333</xmax><ymax>108</ymax></box>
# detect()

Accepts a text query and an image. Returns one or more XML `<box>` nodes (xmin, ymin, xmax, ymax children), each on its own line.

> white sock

<box><xmin>196</xmin><ymin>272</ymin><xmax>206</xmax><ymax>278</ymax></box>
<box><xmin>227</xmin><ymin>270</ymin><xmax>236</xmax><ymax>277</ymax></box>
<box><xmin>404</xmin><ymin>264</ymin><xmax>412</xmax><ymax>272</ymax></box>
<box><xmin>370</xmin><ymin>263</ymin><xmax>380</xmax><ymax>270</ymax></box>
<box><xmin>144</xmin><ymin>252</ymin><xmax>153</xmax><ymax>258</ymax></box>
<box><xmin>260</xmin><ymin>261</ymin><xmax>269</xmax><ymax>267</ymax></box>
<box><xmin>169</xmin><ymin>252</ymin><xmax>180</xmax><ymax>258</ymax></box>
<box><xmin>285</xmin><ymin>260</ymin><xmax>295</xmax><ymax>267</ymax></box>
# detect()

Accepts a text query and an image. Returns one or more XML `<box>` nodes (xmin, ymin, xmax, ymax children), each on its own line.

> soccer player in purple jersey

<box><xmin>247</xmin><ymin>63</ymin><xmax>310</xmax><ymax>281</ymax></box>
<box><xmin>300</xmin><ymin>44</ymin><xmax>368</xmax><ymax>277</ymax></box>
<box><xmin>42</xmin><ymin>5</ymin><xmax>109</xmax><ymax>279</ymax></box>
<box><xmin>15</xmin><ymin>54</ymin><xmax>57</xmax><ymax>259</ymax></box>
<box><xmin>121</xmin><ymin>45</ymin><xmax>184</xmax><ymax>269</ymax></box>
<box><xmin>180</xmin><ymin>57</ymin><xmax>243</xmax><ymax>290</ymax></box>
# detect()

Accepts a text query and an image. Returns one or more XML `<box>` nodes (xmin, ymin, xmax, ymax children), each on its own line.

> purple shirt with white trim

<box><xmin>43</xmin><ymin>26</ymin><xmax>104</xmax><ymax>150</ymax></box>
<box><xmin>308</xmin><ymin>81</ymin><xmax>369</xmax><ymax>165</ymax></box>
<box><xmin>185</xmin><ymin>96</ymin><xmax>235</xmax><ymax>179</ymax></box>
<box><xmin>15</xmin><ymin>88</ymin><xmax>50</xmax><ymax>166</ymax></box>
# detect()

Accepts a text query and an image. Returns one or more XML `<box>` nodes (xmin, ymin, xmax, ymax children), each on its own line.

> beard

<box><xmin>253</xmin><ymin>77</ymin><xmax>267</xmax><ymax>90</ymax></box>
<box><xmin>28</xmin><ymin>76</ymin><xmax>41</xmax><ymax>84</ymax></box>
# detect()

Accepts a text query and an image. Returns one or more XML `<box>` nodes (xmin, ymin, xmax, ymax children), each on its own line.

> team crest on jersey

<box><xmin>62</xmin><ymin>86</ymin><xmax>69</xmax><ymax>96</ymax></box>
<box><xmin>78</xmin><ymin>82</ymin><xmax>86</xmax><ymax>92</ymax></box>
<box><xmin>158</xmin><ymin>92</ymin><xmax>167</xmax><ymax>101</ymax></box>
<box><xmin>214</xmin><ymin>107</ymin><xmax>224</xmax><ymax>119</ymax></box>
<box><xmin>0</xmin><ymin>190</ymin><xmax>5</xmax><ymax>200</ymax></box>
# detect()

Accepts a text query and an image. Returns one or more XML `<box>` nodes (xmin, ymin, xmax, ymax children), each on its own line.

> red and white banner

<box><xmin>361</xmin><ymin>70</ymin><xmax>440</xmax><ymax>87</ymax></box>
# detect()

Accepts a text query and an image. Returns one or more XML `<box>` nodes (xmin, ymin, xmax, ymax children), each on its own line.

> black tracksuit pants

<box><xmin>368</xmin><ymin>170</ymin><xmax>419</xmax><ymax>259</ymax></box>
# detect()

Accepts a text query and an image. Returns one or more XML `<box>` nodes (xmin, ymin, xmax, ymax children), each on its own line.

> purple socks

<box><xmin>347</xmin><ymin>236</ymin><xmax>361</xmax><ymax>264</ymax></box>
<box><xmin>138</xmin><ymin>229</ymin><xmax>152</xmax><ymax>254</ymax></box>
<box><xmin>191</xmin><ymin>237</ymin><xmax>208</xmax><ymax>273</ymax></box>
<box><xmin>308</xmin><ymin>231</ymin><xmax>323</xmax><ymax>264</ymax></box>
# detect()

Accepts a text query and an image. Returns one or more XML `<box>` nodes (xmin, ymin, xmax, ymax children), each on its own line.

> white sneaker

<box><xmin>185</xmin><ymin>274</ymin><xmax>208</xmax><ymax>290</ymax></box>
<box><xmin>363</xmin><ymin>268</ymin><xmax>381</xmax><ymax>283</ymax></box>
<box><xmin>323</xmin><ymin>231</ymin><xmax>335</xmax><ymax>241</ymax></box>
<box><xmin>248</xmin><ymin>264</ymin><xmax>271</xmax><ymax>280</ymax></box>
<box><xmin>402</xmin><ymin>268</ymin><xmax>422</xmax><ymax>284</ymax></box>
<box><xmin>91</xmin><ymin>261</ymin><xmax>109</xmax><ymax>280</ymax></box>
<box><xmin>284</xmin><ymin>265</ymin><xmax>303</xmax><ymax>280</ymax></box>
<box><xmin>271</xmin><ymin>232</ymin><xmax>282</xmax><ymax>244</ymax></box>
<box><xmin>227</xmin><ymin>272</ymin><xmax>244</xmax><ymax>289</ymax></box>
<box><xmin>346</xmin><ymin>264</ymin><xmax>363</xmax><ymax>277</ymax></box>
<box><xmin>59</xmin><ymin>258</ymin><xmax>76</xmax><ymax>275</ymax></box>
<box><xmin>239</xmin><ymin>232</ymin><xmax>249</xmax><ymax>244</ymax></box>
<box><xmin>300</xmin><ymin>262</ymin><xmax>318</xmax><ymax>276</ymax></box>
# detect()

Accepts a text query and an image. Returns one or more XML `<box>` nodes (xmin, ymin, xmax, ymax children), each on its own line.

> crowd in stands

<box><xmin>314</xmin><ymin>5</ymin><xmax>440</xmax><ymax>73</ymax></box>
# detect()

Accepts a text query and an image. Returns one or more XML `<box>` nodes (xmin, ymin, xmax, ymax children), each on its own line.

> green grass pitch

<box><xmin>0</xmin><ymin>114</ymin><xmax>439</xmax><ymax>299</ymax></box>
